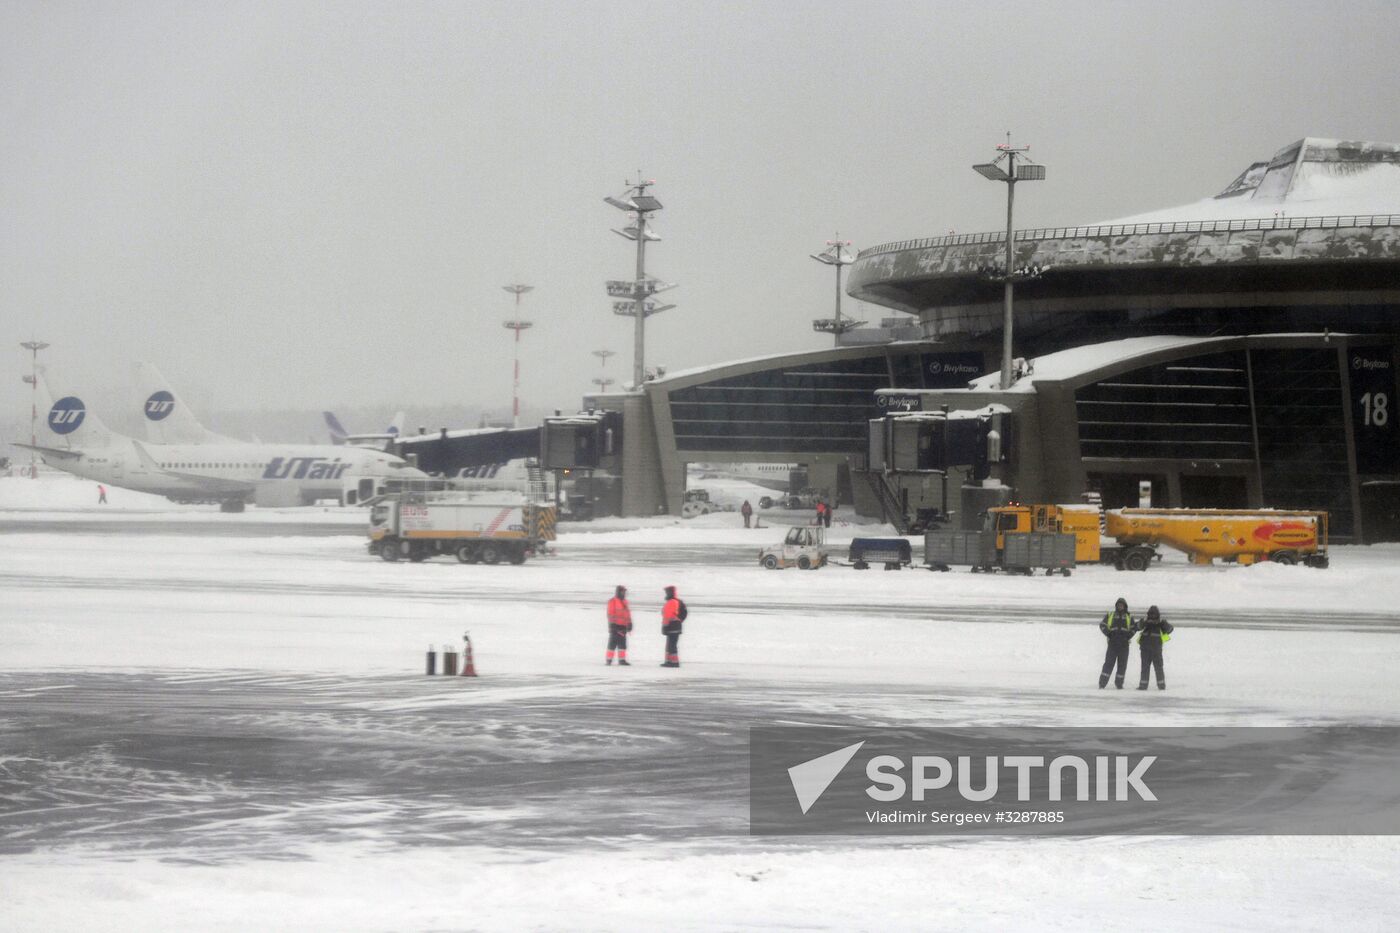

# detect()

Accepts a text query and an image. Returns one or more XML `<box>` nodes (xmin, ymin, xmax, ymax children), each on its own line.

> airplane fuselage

<box><xmin>49</xmin><ymin>439</ymin><xmax>421</xmax><ymax>505</ymax></box>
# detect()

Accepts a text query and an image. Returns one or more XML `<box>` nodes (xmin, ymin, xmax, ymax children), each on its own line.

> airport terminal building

<box><xmin>582</xmin><ymin>139</ymin><xmax>1400</xmax><ymax>541</ymax></box>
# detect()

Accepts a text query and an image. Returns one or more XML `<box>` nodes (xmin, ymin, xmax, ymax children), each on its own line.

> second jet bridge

<box><xmin>864</xmin><ymin>401</ymin><xmax>1013</xmax><ymax>531</ymax></box>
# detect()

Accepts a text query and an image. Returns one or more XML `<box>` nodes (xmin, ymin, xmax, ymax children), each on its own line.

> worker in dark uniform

<box><xmin>606</xmin><ymin>585</ymin><xmax>632</xmax><ymax>666</ymax></box>
<box><xmin>1137</xmin><ymin>605</ymin><xmax>1173</xmax><ymax>690</ymax></box>
<box><xmin>661</xmin><ymin>585</ymin><xmax>684</xmax><ymax>668</ymax></box>
<box><xmin>741</xmin><ymin>500</ymin><xmax>753</xmax><ymax>528</ymax></box>
<box><xmin>1098</xmin><ymin>597</ymin><xmax>1136</xmax><ymax>689</ymax></box>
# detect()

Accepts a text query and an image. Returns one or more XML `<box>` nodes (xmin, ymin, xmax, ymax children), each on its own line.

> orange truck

<box><xmin>985</xmin><ymin>504</ymin><xmax>1329</xmax><ymax>570</ymax></box>
<box><xmin>985</xmin><ymin>503</ymin><xmax>1157</xmax><ymax>571</ymax></box>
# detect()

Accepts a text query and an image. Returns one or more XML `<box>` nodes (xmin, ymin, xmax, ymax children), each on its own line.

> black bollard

<box><xmin>443</xmin><ymin>647</ymin><xmax>459</xmax><ymax>676</ymax></box>
<box><xmin>426</xmin><ymin>646</ymin><xmax>437</xmax><ymax>676</ymax></box>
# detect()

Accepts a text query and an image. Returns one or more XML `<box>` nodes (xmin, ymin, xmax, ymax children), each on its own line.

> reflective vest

<box><xmin>1103</xmin><ymin>611</ymin><xmax>1134</xmax><ymax>632</ymax></box>
<box><xmin>607</xmin><ymin>597</ymin><xmax>631</xmax><ymax>628</ymax></box>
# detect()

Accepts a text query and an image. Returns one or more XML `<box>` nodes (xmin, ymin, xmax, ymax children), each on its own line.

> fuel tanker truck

<box><xmin>933</xmin><ymin>503</ymin><xmax>1330</xmax><ymax>572</ymax></box>
<box><xmin>1103</xmin><ymin>508</ymin><xmax>1329</xmax><ymax>568</ymax></box>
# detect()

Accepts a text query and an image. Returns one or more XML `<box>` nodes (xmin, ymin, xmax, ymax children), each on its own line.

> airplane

<box><xmin>17</xmin><ymin>368</ymin><xmax>428</xmax><ymax>511</ymax></box>
<box><xmin>692</xmin><ymin>461</ymin><xmax>802</xmax><ymax>492</ymax></box>
<box><xmin>134</xmin><ymin>362</ymin><xmax>242</xmax><ymax>445</ymax></box>
<box><xmin>323</xmin><ymin>410</ymin><xmax>405</xmax><ymax>451</ymax></box>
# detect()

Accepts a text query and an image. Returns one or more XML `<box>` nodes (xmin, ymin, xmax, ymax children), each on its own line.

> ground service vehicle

<box><xmin>924</xmin><ymin>528</ymin><xmax>1076</xmax><ymax>574</ymax></box>
<box><xmin>759</xmin><ymin>525</ymin><xmax>828</xmax><ymax>570</ymax></box>
<box><xmin>849</xmin><ymin>537</ymin><xmax>913</xmax><ymax>570</ymax></box>
<box><xmin>984</xmin><ymin>503</ymin><xmax>1157</xmax><ymax>571</ymax></box>
<box><xmin>758</xmin><ymin>488</ymin><xmax>821</xmax><ymax>511</ymax></box>
<box><xmin>1104</xmin><ymin>508</ymin><xmax>1329</xmax><ymax>567</ymax></box>
<box><xmin>369</xmin><ymin>493</ymin><xmax>557</xmax><ymax>564</ymax></box>
<box><xmin>681</xmin><ymin>488</ymin><xmax>720</xmax><ymax>518</ymax></box>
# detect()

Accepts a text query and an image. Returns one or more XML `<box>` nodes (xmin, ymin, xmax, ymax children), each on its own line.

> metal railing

<box><xmin>858</xmin><ymin>213</ymin><xmax>1400</xmax><ymax>260</ymax></box>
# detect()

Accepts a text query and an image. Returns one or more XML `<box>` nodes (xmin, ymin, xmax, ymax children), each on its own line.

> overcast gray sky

<box><xmin>5</xmin><ymin>0</ymin><xmax>1400</xmax><ymax>426</ymax></box>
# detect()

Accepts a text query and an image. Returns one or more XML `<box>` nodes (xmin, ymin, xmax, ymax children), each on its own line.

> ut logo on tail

<box><xmin>48</xmin><ymin>397</ymin><xmax>87</xmax><ymax>434</ymax></box>
<box><xmin>144</xmin><ymin>391</ymin><xmax>175</xmax><ymax>421</ymax></box>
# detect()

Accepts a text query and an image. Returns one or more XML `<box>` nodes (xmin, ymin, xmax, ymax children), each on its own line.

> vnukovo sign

<box><xmin>750</xmin><ymin>727</ymin><xmax>1400</xmax><ymax>835</ymax></box>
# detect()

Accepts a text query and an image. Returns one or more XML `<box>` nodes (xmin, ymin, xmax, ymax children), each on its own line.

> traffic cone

<box><xmin>460</xmin><ymin>632</ymin><xmax>478</xmax><ymax>677</ymax></box>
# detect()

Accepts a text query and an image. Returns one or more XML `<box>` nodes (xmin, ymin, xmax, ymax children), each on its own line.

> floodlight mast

<box><xmin>604</xmin><ymin>175</ymin><xmax>675</xmax><ymax>388</ymax></box>
<box><xmin>502</xmin><ymin>284</ymin><xmax>534</xmax><ymax>428</ymax></box>
<box><xmin>591</xmin><ymin>349</ymin><xmax>616</xmax><ymax>392</ymax></box>
<box><xmin>973</xmin><ymin>135</ymin><xmax>1045</xmax><ymax>390</ymax></box>
<box><xmin>19</xmin><ymin>340</ymin><xmax>49</xmax><ymax>479</ymax></box>
<box><xmin>810</xmin><ymin>236</ymin><xmax>862</xmax><ymax>341</ymax></box>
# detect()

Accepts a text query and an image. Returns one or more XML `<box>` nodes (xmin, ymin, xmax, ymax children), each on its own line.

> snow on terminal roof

<box><xmin>967</xmin><ymin>336</ymin><xmax>1227</xmax><ymax>392</ymax></box>
<box><xmin>1092</xmin><ymin>138</ymin><xmax>1400</xmax><ymax>225</ymax></box>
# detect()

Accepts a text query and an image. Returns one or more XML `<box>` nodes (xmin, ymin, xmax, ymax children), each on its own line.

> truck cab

<box><xmin>985</xmin><ymin>504</ymin><xmax>1105</xmax><ymax>562</ymax></box>
<box><xmin>759</xmin><ymin>524</ymin><xmax>828</xmax><ymax>570</ymax></box>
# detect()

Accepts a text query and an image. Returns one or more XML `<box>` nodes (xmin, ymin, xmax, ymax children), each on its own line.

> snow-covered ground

<box><xmin>2</xmin><ymin>473</ymin><xmax>1399</xmax><ymax>931</ymax></box>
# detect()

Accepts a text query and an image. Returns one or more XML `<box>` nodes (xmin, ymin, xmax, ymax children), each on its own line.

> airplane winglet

<box><xmin>131</xmin><ymin>439</ymin><xmax>161</xmax><ymax>470</ymax></box>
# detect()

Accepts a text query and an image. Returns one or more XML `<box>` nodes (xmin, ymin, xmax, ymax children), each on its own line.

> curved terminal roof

<box><xmin>848</xmin><ymin>138</ymin><xmax>1400</xmax><ymax>340</ymax></box>
<box><xmin>1095</xmin><ymin>138</ymin><xmax>1400</xmax><ymax>224</ymax></box>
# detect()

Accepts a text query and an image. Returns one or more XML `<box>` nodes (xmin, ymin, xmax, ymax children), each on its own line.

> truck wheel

<box><xmin>1061</xmin><ymin>568</ymin><xmax>1072</xmax><ymax>577</ymax></box>
<box><xmin>797</xmin><ymin>555</ymin><xmax>813</xmax><ymax>570</ymax></box>
<box><xmin>381</xmin><ymin>541</ymin><xmax>400</xmax><ymax>562</ymax></box>
<box><xmin>1271</xmin><ymin>550</ymin><xmax>1298</xmax><ymax>566</ymax></box>
<box><xmin>479</xmin><ymin>544</ymin><xmax>502</xmax><ymax>565</ymax></box>
<box><xmin>1125</xmin><ymin>551</ymin><xmax>1150</xmax><ymax>572</ymax></box>
<box><xmin>409</xmin><ymin>547</ymin><xmax>427</xmax><ymax>563</ymax></box>
<box><xmin>508</xmin><ymin>546</ymin><xmax>527</xmax><ymax>565</ymax></box>
<box><xmin>455</xmin><ymin>544</ymin><xmax>476</xmax><ymax>564</ymax></box>
<box><xmin>854</xmin><ymin>561</ymin><xmax>868</xmax><ymax>570</ymax></box>
<box><xmin>761</xmin><ymin>554</ymin><xmax>779</xmax><ymax>570</ymax></box>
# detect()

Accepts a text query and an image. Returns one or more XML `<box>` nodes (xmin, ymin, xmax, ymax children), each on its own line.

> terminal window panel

<box><xmin>1074</xmin><ymin>351</ymin><xmax>1254</xmax><ymax>461</ymax></box>
<box><xmin>668</xmin><ymin>354</ymin><xmax>914</xmax><ymax>453</ymax></box>
<box><xmin>1249</xmin><ymin>347</ymin><xmax>1353</xmax><ymax>535</ymax></box>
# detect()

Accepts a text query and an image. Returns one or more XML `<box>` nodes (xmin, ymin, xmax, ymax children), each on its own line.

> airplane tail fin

<box><xmin>324</xmin><ymin>411</ymin><xmax>349</xmax><ymax>445</ymax></box>
<box><xmin>34</xmin><ymin>366</ymin><xmax>117</xmax><ymax>449</ymax></box>
<box><xmin>386</xmin><ymin>411</ymin><xmax>404</xmax><ymax>438</ymax></box>
<box><xmin>134</xmin><ymin>362</ymin><xmax>231</xmax><ymax>445</ymax></box>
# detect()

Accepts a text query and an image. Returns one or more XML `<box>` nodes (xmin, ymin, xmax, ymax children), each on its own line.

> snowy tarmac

<box><xmin>3</xmin><ymin>476</ymin><xmax>1400</xmax><ymax>930</ymax></box>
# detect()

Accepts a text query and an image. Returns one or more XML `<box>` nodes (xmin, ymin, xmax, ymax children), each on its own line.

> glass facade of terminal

<box><xmin>1076</xmin><ymin>345</ymin><xmax>1365</xmax><ymax>535</ymax></box>
<box><xmin>668</xmin><ymin>350</ymin><xmax>983</xmax><ymax>454</ymax></box>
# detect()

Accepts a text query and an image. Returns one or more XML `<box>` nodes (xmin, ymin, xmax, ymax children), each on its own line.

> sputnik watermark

<box><xmin>752</xmin><ymin>726</ymin><xmax>1400</xmax><ymax>835</ymax></box>
<box><xmin>865</xmin><ymin>754</ymin><xmax>1156</xmax><ymax>802</ymax></box>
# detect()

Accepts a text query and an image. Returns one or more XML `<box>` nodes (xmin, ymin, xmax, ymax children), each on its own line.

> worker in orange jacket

<box><xmin>606</xmin><ymin>585</ymin><xmax>632</xmax><ymax>666</ymax></box>
<box><xmin>661</xmin><ymin>585</ymin><xmax>685</xmax><ymax>668</ymax></box>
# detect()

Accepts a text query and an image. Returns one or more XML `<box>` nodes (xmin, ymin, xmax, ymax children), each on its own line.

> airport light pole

<box><xmin>19</xmin><ymin>340</ymin><xmax>49</xmax><ymax>478</ymax></box>
<box><xmin>605</xmin><ymin>176</ymin><xmax>677</xmax><ymax>388</ymax></box>
<box><xmin>973</xmin><ymin>136</ymin><xmax>1046</xmax><ymax>390</ymax></box>
<box><xmin>810</xmin><ymin>236</ymin><xmax>862</xmax><ymax>342</ymax></box>
<box><xmin>591</xmin><ymin>349</ymin><xmax>616</xmax><ymax>393</ymax></box>
<box><xmin>502</xmin><ymin>284</ymin><xmax>534</xmax><ymax>428</ymax></box>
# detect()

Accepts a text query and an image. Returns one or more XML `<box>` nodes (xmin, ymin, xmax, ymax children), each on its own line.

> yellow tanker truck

<box><xmin>1104</xmin><ymin>508</ymin><xmax>1329</xmax><ymax>568</ymax></box>
<box><xmin>982</xmin><ymin>504</ymin><xmax>1330</xmax><ymax>570</ymax></box>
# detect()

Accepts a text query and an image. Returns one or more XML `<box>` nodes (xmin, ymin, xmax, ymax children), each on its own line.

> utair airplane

<box><xmin>18</xmin><ymin>368</ymin><xmax>428</xmax><ymax>511</ymax></box>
